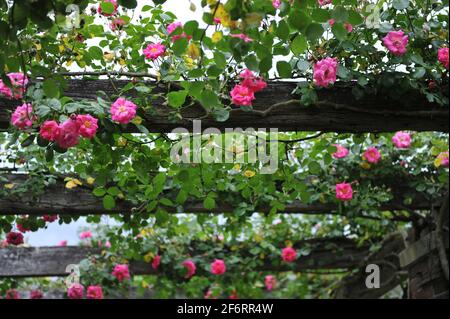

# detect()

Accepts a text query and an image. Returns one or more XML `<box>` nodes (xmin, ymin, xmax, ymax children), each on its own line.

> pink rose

<box><xmin>79</xmin><ymin>231</ymin><xmax>92</xmax><ymax>239</ymax></box>
<box><xmin>240</xmin><ymin>69</ymin><xmax>267</xmax><ymax>93</ymax></box>
<box><xmin>97</xmin><ymin>0</ymin><xmax>118</xmax><ymax>16</ymax></box>
<box><xmin>265</xmin><ymin>275</ymin><xmax>277</xmax><ymax>291</ymax></box>
<box><xmin>210</xmin><ymin>259</ymin><xmax>226</xmax><ymax>275</ymax></box>
<box><xmin>11</xmin><ymin>103</ymin><xmax>35</xmax><ymax>130</ymax></box>
<box><xmin>58</xmin><ymin>240</ymin><xmax>68</xmax><ymax>247</ymax></box>
<box><xmin>6</xmin><ymin>231</ymin><xmax>24</xmax><ymax>246</ymax></box>
<box><xmin>5</xmin><ymin>289</ymin><xmax>20</xmax><ymax>299</ymax></box>
<box><xmin>273</xmin><ymin>0</ymin><xmax>281</xmax><ymax>9</ymax></box>
<box><xmin>344</xmin><ymin>22</ymin><xmax>353</xmax><ymax>33</ymax></box>
<box><xmin>363</xmin><ymin>147</ymin><xmax>381</xmax><ymax>164</ymax></box>
<box><xmin>332</xmin><ymin>144</ymin><xmax>349</xmax><ymax>159</ymax></box>
<box><xmin>112</xmin><ymin>264</ymin><xmax>131</xmax><ymax>282</ymax></box>
<box><xmin>436</xmin><ymin>151</ymin><xmax>449</xmax><ymax>167</ymax></box>
<box><xmin>318</xmin><ymin>0</ymin><xmax>332</xmax><ymax>6</ymax></box>
<box><xmin>383</xmin><ymin>30</ymin><xmax>409</xmax><ymax>56</ymax></box>
<box><xmin>17</xmin><ymin>223</ymin><xmax>30</xmax><ymax>233</ymax></box>
<box><xmin>281</xmin><ymin>247</ymin><xmax>297</xmax><ymax>263</ymax></box>
<box><xmin>335</xmin><ymin>182</ymin><xmax>353</xmax><ymax>201</ymax></box>
<box><xmin>30</xmin><ymin>290</ymin><xmax>43</xmax><ymax>299</ymax></box>
<box><xmin>67</xmin><ymin>283</ymin><xmax>84</xmax><ymax>299</ymax></box>
<box><xmin>230</xmin><ymin>84</ymin><xmax>255</xmax><ymax>106</ymax></box>
<box><xmin>43</xmin><ymin>214</ymin><xmax>58</xmax><ymax>223</ymax></box>
<box><xmin>152</xmin><ymin>255</ymin><xmax>161</xmax><ymax>270</ymax></box>
<box><xmin>182</xmin><ymin>259</ymin><xmax>196</xmax><ymax>278</ymax></box>
<box><xmin>328</xmin><ymin>19</ymin><xmax>335</xmax><ymax>26</ymax></box>
<box><xmin>313</xmin><ymin>57</ymin><xmax>338</xmax><ymax>87</ymax></box>
<box><xmin>86</xmin><ymin>286</ymin><xmax>104</xmax><ymax>299</ymax></box>
<box><xmin>111</xmin><ymin>97</ymin><xmax>137</xmax><ymax>124</ymax></box>
<box><xmin>0</xmin><ymin>72</ymin><xmax>28</xmax><ymax>99</ymax></box>
<box><xmin>392</xmin><ymin>131</ymin><xmax>411</xmax><ymax>149</ymax></box>
<box><xmin>40</xmin><ymin>120</ymin><xmax>61</xmax><ymax>142</ymax></box>
<box><xmin>110</xmin><ymin>17</ymin><xmax>126</xmax><ymax>31</ymax></box>
<box><xmin>438</xmin><ymin>47</ymin><xmax>449</xmax><ymax>69</ymax></box>
<box><xmin>56</xmin><ymin>119</ymin><xmax>80</xmax><ymax>149</ymax></box>
<box><xmin>143</xmin><ymin>43</ymin><xmax>166</xmax><ymax>60</ymax></box>
<box><xmin>76</xmin><ymin>114</ymin><xmax>98</xmax><ymax>139</ymax></box>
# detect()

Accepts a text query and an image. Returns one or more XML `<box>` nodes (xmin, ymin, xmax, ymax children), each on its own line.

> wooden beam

<box><xmin>0</xmin><ymin>80</ymin><xmax>448</xmax><ymax>133</ymax></box>
<box><xmin>332</xmin><ymin>232</ymin><xmax>408</xmax><ymax>299</ymax></box>
<box><xmin>0</xmin><ymin>238</ymin><xmax>368</xmax><ymax>277</ymax></box>
<box><xmin>0</xmin><ymin>174</ymin><xmax>432</xmax><ymax>219</ymax></box>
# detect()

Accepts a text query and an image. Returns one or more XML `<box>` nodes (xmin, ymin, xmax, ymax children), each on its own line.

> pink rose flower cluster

<box><xmin>11</xmin><ymin>103</ymin><xmax>36</xmax><ymax>130</ymax></box>
<box><xmin>167</xmin><ymin>22</ymin><xmax>192</xmax><ymax>42</ymax></box>
<box><xmin>328</xmin><ymin>19</ymin><xmax>353</xmax><ymax>33</ymax></box>
<box><xmin>438</xmin><ymin>47</ymin><xmax>449</xmax><ymax>69</ymax></box>
<box><xmin>39</xmin><ymin>114</ymin><xmax>98</xmax><ymax>149</ymax></box>
<box><xmin>79</xmin><ymin>231</ymin><xmax>92</xmax><ymax>240</ymax></box>
<box><xmin>210</xmin><ymin>259</ymin><xmax>226</xmax><ymax>275</ymax></box>
<box><xmin>112</xmin><ymin>264</ymin><xmax>131</xmax><ymax>282</ymax></box>
<box><xmin>272</xmin><ymin>0</ymin><xmax>281</xmax><ymax>9</ymax></box>
<box><xmin>67</xmin><ymin>283</ymin><xmax>104</xmax><ymax>299</ymax></box>
<box><xmin>265</xmin><ymin>275</ymin><xmax>277</xmax><ymax>291</ymax></box>
<box><xmin>143</xmin><ymin>43</ymin><xmax>166</xmax><ymax>60</ymax></box>
<box><xmin>0</xmin><ymin>72</ymin><xmax>28</xmax><ymax>99</ymax></box>
<box><xmin>6</xmin><ymin>231</ymin><xmax>24</xmax><ymax>246</ymax></box>
<box><xmin>436</xmin><ymin>151</ymin><xmax>449</xmax><ymax>167</ymax></box>
<box><xmin>230</xmin><ymin>69</ymin><xmax>267</xmax><ymax>106</ymax></box>
<box><xmin>383</xmin><ymin>30</ymin><xmax>409</xmax><ymax>56</ymax></box>
<box><xmin>335</xmin><ymin>182</ymin><xmax>353</xmax><ymax>201</ymax></box>
<box><xmin>363</xmin><ymin>146</ymin><xmax>382</xmax><ymax>164</ymax></box>
<box><xmin>318</xmin><ymin>0</ymin><xmax>332</xmax><ymax>6</ymax></box>
<box><xmin>182</xmin><ymin>259</ymin><xmax>197</xmax><ymax>278</ymax></box>
<box><xmin>392</xmin><ymin>131</ymin><xmax>411</xmax><ymax>149</ymax></box>
<box><xmin>313</xmin><ymin>57</ymin><xmax>338</xmax><ymax>87</ymax></box>
<box><xmin>152</xmin><ymin>254</ymin><xmax>161</xmax><ymax>270</ymax></box>
<box><xmin>110</xmin><ymin>17</ymin><xmax>126</xmax><ymax>31</ymax></box>
<box><xmin>281</xmin><ymin>247</ymin><xmax>297</xmax><ymax>263</ymax></box>
<box><xmin>332</xmin><ymin>144</ymin><xmax>349</xmax><ymax>159</ymax></box>
<box><xmin>110</xmin><ymin>97</ymin><xmax>137</xmax><ymax>124</ymax></box>
<box><xmin>97</xmin><ymin>0</ymin><xmax>118</xmax><ymax>16</ymax></box>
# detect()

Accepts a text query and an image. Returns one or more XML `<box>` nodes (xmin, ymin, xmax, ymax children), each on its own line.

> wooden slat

<box><xmin>0</xmin><ymin>238</ymin><xmax>368</xmax><ymax>277</ymax></box>
<box><xmin>0</xmin><ymin>80</ymin><xmax>448</xmax><ymax>133</ymax></box>
<box><xmin>0</xmin><ymin>174</ymin><xmax>433</xmax><ymax>219</ymax></box>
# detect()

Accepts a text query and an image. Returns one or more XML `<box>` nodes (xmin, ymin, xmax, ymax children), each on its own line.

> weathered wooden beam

<box><xmin>0</xmin><ymin>238</ymin><xmax>368</xmax><ymax>277</ymax></box>
<box><xmin>0</xmin><ymin>174</ymin><xmax>432</xmax><ymax>219</ymax></box>
<box><xmin>332</xmin><ymin>232</ymin><xmax>408</xmax><ymax>299</ymax></box>
<box><xmin>0</xmin><ymin>80</ymin><xmax>448</xmax><ymax>133</ymax></box>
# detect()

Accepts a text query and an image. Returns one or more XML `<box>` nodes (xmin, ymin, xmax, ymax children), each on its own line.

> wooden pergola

<box><xmin>0</xmin><ymin>79</ymin><xmax>448</xmax><ymax>299</ymax></box>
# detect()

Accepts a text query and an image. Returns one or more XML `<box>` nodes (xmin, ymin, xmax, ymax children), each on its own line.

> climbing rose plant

<box><xmin>0</xmin><ymin>0</ymin><xmax>448</xmax><ymax>299</ymax></box>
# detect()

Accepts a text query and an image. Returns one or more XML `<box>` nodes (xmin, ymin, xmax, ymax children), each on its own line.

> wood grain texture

<box><xmin>0</xmin><ymin>80</ymin><xmax>448</xmax><ymax>133</ymax></box>
<box><xmin>0</xmin><ymin>238</ymin><xmax>368</xmax><ymax>277</ymax></box>
<box><xmin>0</xmin><ymin>174</ymin><xmax>435</xmax><ymax>218</ymax></box>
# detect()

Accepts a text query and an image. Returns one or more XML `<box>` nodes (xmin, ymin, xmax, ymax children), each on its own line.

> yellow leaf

<box><xmin>35</xmin><ymin>43</ymin><xmax>42</xmax><ymax>50</ymax></box>
<box><xmin>243</xmin><ymin>170</ymin><xmax>256</xmax><ymax>178</ymax></box>
<box><xmin>86</xmin><ymin>177</ymin><xmax>95</xmax><ymax>185</ymax></box>
<box><xmin>187</xmin><ymin>43</ymin><xmax>201</xmax><ymax>60</ymax></box>
<box><xmin>143</xmin><ymin>252</ymin><xmax>154</xmax><ymax>263</ymax></box>
<box><xmin>4</xmin><ymin>183</ymin><xmax>14</xmax><ymax>189</ymax></box>
<box><xmin>132</xmin><ymin>116</ymin><xmax>143</xmax><ymax>125</ymax></box>
<box><xmin>212</xmin><ymin>31</ymin><xmax>223</xmax><ymax>43</ymax></box>
<box><xmin>58</xmin><ymin>45</ymin><xmax>65</xmax><ymax>53</ymax></box>
<box><xmin>65</xmin><ymin>178</ymin><xmax>82</xmax><ymax>189</ymax></box>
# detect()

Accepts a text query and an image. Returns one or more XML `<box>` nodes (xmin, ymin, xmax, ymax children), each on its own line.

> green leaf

<box><xmin>332</xmin><ymin>23</ymin><xmax>347</xmax><ymax>41</ymax></box>
<box><xmin>288</xmin><ymin>10</ymin><xmax>310</xmax><ymax>32</ymax></box>
<box><xmin>101</xmin><ymin>1</ymin><xmax>115</xmax><ymax>14</ymax></box>
<box><xmin>331</xmin><ymin>6</ymin><xmax>348</xmax><ymax>23</ymax></box>
<box><xmin>312</xmin><ymin>9</ymin><xmax>330</xmax><ymax>23</ymax></box>
<box><xmin>172</xmin><ymin>37</ymin><xmax>189</xmax><ymax>56</ymax></box>
<box><xmin>93</xmin><ymin>187</ymin><xmax>106</xmax><ymax>197</ymax></box>
<box><xmin>277</xmin><ymin>61</ymin><xmax>292</xmax><ymax>78</ymax></box>
<box><xmin>167</xmin><ymin>90</ymin><xmax>188</xmax><ymax>108</ymax></box>
<box><xmin>413</xmin><ymin>67</ymin><xmax>426</xmax><ymax>79</ymax></box>
<box><xmin>43</xmin><ymin>79</ymin><xmax>60</xmax><ymax>98</ymax></box>
<box><xmin>291</xmin><ymin>34</ymin><xmax>307</xmax><ymax>55</ymax></box>
<box><xmin>103</xmin><ymin>195</ymin><xmax>116</xmax><ymax>210</ymax></box>
<box><xmin>214</xmin><ymin>52</ymin><xmax>227</xmax><ymax>69</ymax></box>
<box><xmin>21</xmin><ymin>135</ymin><xmax>35</xmax><ymax>147</ymax></box>
<box><xmin>305</xmin><ymin>23</ymin><xmax>324</xmax><ymax>41</ymax></box>
<box><xmin>203</xmin><ymin>197</ymin><xmax>216</xmax><ymax>210</ymax></box>
<box><xmin>393</xmin><ymin>0</ymin><xmax>410</xmax><ymax>10</ymax></box>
